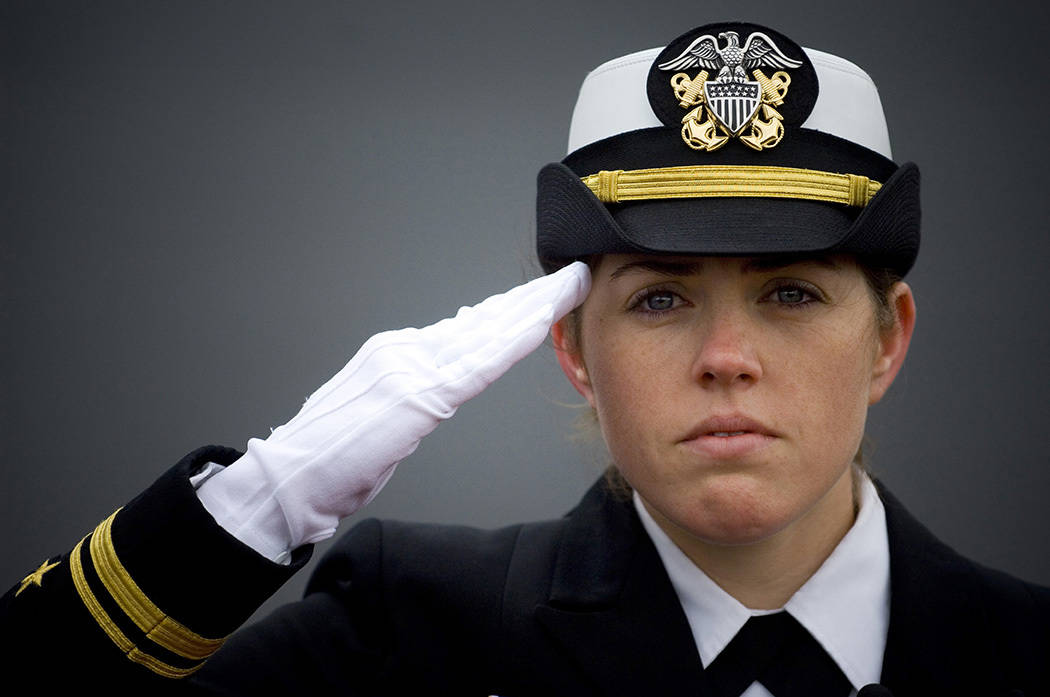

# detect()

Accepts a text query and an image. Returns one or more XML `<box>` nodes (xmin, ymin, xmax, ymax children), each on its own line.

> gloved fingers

<box><xmin>289</xmin><ymin>263</ymin><xmax>590</xmax><ymax>412</ymax></box>
<box><xmin>283</xmin><ymin>324</ymin><xmax>449</xmax><ymax>425</ymax></box>
<box><xmin>435</xmin><ymin>301</ymin><xmax>558</xmax><ymax>404</ymax></box>
<box><xmin>274</xmin><ymin>351</ymin><xmax>453</xmax><ymax>441</ymax></box>
<box><xmin>278</xmin><ymin>381</ymin><xmax>459</xmax><ymax>479</ymax></box>
<box><xmin>272</xmin><ymin>369</ymin><xmax>426</xmax><ymax>441</ymax></box>
<box><xmin>280</xmin><ymin>296</ymin><xmax>560</xmax><ymax>444</ymax></box>
<box><xmin>430</xmin><ymin>262</ymin><xmax>589</xmax><ymax>367</ymax></box>
<box><xmin>543</xmin><ymin>261</ymin><xmax>592</xmax><ymax>322</ymax></box>
<box><xmin>295</xmin><ymin>328</ymin><xmax>428</xmax><ymax>408</ymax></box>
<box><xmin>427</xmin><ymin>261</ymin><xmax>591</xmax><ymax>343</ymax></box>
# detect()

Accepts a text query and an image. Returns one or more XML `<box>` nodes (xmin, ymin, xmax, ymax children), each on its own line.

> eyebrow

<box><xmin>608</xmin><ymin>255</ymin><xmax>842</xmax><ymax>280</ymax></box>
<box><xmin>609</xmin><ymin>259</ymin><xmax>703</xmax><ymax>280</ymax></box>
<box><xmin>740</xmin><ymin>255</ymin><xmax>843</xmax><ymax>273</ymax></box>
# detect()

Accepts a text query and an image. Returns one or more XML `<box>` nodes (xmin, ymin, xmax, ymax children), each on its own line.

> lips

<box><xmin>683</xmin><ymin>415</ymin><xmax>777</xmax><ymax>441</ymax></box>
<box><xmin>679</xmin><ymin>414</ymin><xmax>778</xmax><ymax>458</ymax></box>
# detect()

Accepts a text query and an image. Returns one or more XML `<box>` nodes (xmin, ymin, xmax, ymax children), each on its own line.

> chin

<box><xmin>680</xmin><ymin>506</ymin><xmax>794</xmax><ymax>547</ymax></box>
<box><xmin>654</xmin><ymin>477</ymin><xmax>798</xmax><ymax>546</ymax></box>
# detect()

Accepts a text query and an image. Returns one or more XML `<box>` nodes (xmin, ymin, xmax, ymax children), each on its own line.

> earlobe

<box><xmin>869</xmin><ymin>282</ymin><xmax>916</xmax><ymax>404</ymax></box>
<box><xmin>551</xmin><ymin>319</ymin><xmax>595</xmax><ymax>406</ymax></box>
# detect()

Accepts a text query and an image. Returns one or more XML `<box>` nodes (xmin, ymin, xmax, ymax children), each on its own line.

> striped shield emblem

<box><xmin>703</xmin><ymin>80</ymin><xmax>761</xmax><ymax>135</ymax></box>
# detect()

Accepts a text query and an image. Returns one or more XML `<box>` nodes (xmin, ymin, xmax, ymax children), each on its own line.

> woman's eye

<box><xmin>766</xmin><ymin>282</ymin><xmax>822</xmax><ymax>307</ymax></box>
<box><xmin>776</xmin><ymin>287</ymin><xmax>808</xmax><ymax>304</ymax></box>
<box><xmin>629</xmin><ymin>289</ymin><xmax>682</xmax><ymax>315</ymax></box>
<box><xmin>644</xmin><ymin>291</ymin><xmax>677</xmax><ymax>311</ymax></box>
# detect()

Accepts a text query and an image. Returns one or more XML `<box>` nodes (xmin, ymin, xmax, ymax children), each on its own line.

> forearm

<box><xmin>1</xmin><ymin>263</ymin><xmax>590</xmax><ymax>687</ymax></box>
<box><xmin>0</xmin><ymin>446</ymin><xmax>309</xmax><ymax>689</ymax></box>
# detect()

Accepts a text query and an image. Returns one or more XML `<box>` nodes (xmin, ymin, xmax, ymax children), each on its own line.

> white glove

<box><xmin>196</xmin><ymin>262</ymin><xmax>591</xmax><ymax>562</ymax></box>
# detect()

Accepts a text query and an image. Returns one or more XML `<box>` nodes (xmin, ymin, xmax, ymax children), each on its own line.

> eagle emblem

<box><xmin>658</xmin><ymin>31</ymin><xmax>802</xmax><ymax>151</ymax></box>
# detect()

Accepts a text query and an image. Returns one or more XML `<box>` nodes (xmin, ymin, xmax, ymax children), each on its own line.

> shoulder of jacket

<box><xmin>306</xmin><ymin>514</ymin><xmax>569</xmax><ymax>594</ymax></box>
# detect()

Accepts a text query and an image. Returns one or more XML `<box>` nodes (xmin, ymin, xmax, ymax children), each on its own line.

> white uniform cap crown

<box><xmin>566</xmin><ymin>46</ymin><xmax>892</xmax><ymax>159</ymax></box>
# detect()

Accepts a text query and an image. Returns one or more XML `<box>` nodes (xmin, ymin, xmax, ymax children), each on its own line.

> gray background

<box><xmin>4</xmin><ymin>0</ymin><xmax>1049</xmax><ymax>622</ymax></box>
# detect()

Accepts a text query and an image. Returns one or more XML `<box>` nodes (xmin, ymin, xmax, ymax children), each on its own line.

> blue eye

<box><xmin>766</xmin><ymin>282</ymin><xmax>822</xmax><ymax>308</ymax></box>
<box><xmin>644</xmin><ymin>292</ymin><xmax>676</xmax><ymax>311</ymax></box>
<box><xmin>629</xmin><ymin>288</ymin><xmax>683</xmax><ymax>316</ymax></box>
<box><xmin>776</xmin><ymin>287</ymin><xmax>808</xmax><ymax>304</ymax></box>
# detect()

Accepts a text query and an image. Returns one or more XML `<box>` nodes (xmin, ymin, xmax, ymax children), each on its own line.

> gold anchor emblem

<box><xmin>658</xmin><ymin>30</ymin><xmax>802</xmax><ymax>152</ymax></box>
<box><xmin>669</xmin><ymin>68</ymin><xmax>792</xmax><ymax>152</ymax></box>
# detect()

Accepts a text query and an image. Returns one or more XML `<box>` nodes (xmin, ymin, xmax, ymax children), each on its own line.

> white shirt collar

<box><xmin>633</xmin><ymin>474</ymin><xmax>891</xmax><ymax>691</ymax></box>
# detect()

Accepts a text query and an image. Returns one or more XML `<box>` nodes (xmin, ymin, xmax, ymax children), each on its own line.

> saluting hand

<box><xmin>196</xmin><ymin>263</ymin><xmax>591</xmax><ymax>562</ymax></box>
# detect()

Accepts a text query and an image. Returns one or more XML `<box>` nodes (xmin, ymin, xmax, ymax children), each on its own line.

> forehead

<box><xmin>597</xmin><ymin>253</ymin><xmax>853</xmax><ymax>280</ymax></box>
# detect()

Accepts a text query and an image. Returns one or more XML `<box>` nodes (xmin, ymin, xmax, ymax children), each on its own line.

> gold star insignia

<box><xmin>16</xmin><ymin>558</ymin><xmax>61</xmax><ymax>596</ymax></box>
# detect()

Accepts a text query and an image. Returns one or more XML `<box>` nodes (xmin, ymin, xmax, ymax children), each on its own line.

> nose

<box><xmin>690</xmin><ymin>310</ymin><xmax>762</xmax><ymax>388</ymax></box>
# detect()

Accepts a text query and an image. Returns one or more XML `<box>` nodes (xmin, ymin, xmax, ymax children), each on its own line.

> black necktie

<box><xmin>701</xmin><ymin>611</ymin><xmax>853</xmax><ymax>697</ymax></box>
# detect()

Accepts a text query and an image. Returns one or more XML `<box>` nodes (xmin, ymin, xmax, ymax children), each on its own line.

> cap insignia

<box><xmin>657</xmin><ymin>30</ymin><xmax>803</xmax><ymax>152</ymax></box>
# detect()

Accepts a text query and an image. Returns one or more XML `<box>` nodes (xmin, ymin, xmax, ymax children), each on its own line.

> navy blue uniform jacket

<box><xmin>3</xmin><ymin>446</ymin><xmax>1048</xmax><ymax>695</ymax></box>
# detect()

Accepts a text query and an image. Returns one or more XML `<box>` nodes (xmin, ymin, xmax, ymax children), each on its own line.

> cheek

<box><xmin>581</xmin><ymin>321</ymin><xmax>684</xmax><ymax>453</ymax></box>
<box><xmin>782</xmin><ymin>318</ymin><xmax>878</xmax><ymax>456</ymax></box>
<box><xmin>585</xmin><ymin>330</ymin><xmax>649</xmax><ymax>427</ymax></box>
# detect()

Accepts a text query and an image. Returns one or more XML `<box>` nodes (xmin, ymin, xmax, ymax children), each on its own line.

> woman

<box><xmin>552</xmin><ymin>251</ymin><xmax>911</xmax><ymax>604</ymax></box>
<box><xmin>3</xmin><ymin>21</ymin><xmax>1047</xmax><ymax>696</ymax></box>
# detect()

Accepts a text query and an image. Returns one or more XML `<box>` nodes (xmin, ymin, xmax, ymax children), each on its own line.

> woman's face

<box><xmin>555</xmin><ymin>253</ymin><xmax>913</xmax><ymax>549</ymax></box>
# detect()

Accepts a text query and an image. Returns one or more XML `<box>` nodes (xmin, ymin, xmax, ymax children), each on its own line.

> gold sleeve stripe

<box><xmin>88</xmin><ymin>509</ymin><xmax>226</xmax><ymax>661</ymax></box>
<box><xmin>581</xmin><ymin>165</ymin><xmax>882</xmax><ymax>207</ymax></box>
<box><xmin>70</xmin><ymin>534</ymin><xmax>202</xmax><ymax>678</ymax></box>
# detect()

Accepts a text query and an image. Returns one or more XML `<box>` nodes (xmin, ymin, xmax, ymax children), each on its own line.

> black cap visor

<box><xmin>537</xmin><ymin>130</ymin><xmax>919</xmax><ymax>275</ymax></box>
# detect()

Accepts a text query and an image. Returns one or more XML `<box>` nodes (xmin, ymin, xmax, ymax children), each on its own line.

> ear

<box><xmin>869</xmin><ymin>281</ymin><xmax>916</xmax><ymax>405</ymax></box>
<box><xmin>551</xmin><ymin>318</ymin><xmax>595</xmax><ymax>406</ymax></box>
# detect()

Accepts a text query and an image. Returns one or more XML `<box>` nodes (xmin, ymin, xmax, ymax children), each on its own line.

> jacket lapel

<box><xmin>532</xmin><ymin>480</ymin><xmax>704</xmax><ymax>695</ymax></box>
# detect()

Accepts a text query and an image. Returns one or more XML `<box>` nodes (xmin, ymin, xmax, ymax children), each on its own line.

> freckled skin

<box><xmin>555</xmin><ymin>254</ymin><xmax>913</xmax><ymax>604</ymax></box>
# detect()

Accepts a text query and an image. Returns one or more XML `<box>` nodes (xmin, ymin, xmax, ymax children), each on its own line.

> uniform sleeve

<box><xmin>0</xmin><ymin>446</ymin><xmax>312</xmax><ymax>691</ymax></box>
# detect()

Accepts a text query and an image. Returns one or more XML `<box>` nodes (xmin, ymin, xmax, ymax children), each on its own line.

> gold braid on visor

<box><xmin>581</xmin><ymin>165</ymin><xmax>882</xmax><ymax>208</ymax></box>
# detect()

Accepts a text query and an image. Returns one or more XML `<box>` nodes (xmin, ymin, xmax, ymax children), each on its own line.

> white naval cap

<box><xmin>567</xmin><ymin>46</ymin><xmax>892</xmax><ymax>159</ymax></box>
<box><xmin>536</xmin><ymin>22</ymin><xmax>919</xmax><ymax>278</ymax></box>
